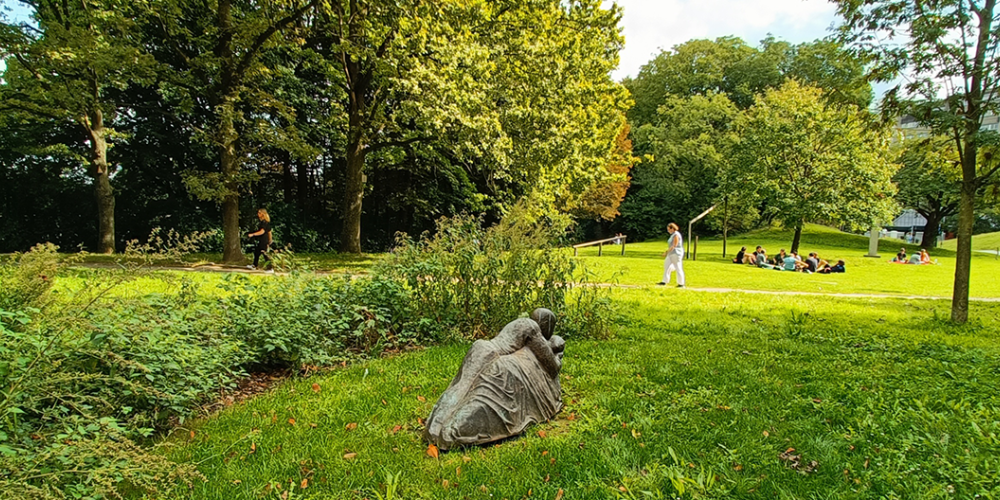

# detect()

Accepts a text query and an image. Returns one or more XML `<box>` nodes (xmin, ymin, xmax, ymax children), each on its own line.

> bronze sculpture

<box><xmin>424</xmin><ymin>308</ymin><xmax>564</xmax><ymax>450</ymax></box>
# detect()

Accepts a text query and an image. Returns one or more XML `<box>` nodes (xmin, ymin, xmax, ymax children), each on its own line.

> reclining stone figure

<box><xmin>424</xmin><ymin>308</ymin><xmax>564</xmax><ymax>450</ymax></box>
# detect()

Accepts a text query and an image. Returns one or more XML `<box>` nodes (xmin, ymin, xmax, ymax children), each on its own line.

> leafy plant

<box><xmin>375</xmin><ymin>207</ymin><xmax>618</xmax><ymax>340</ymax></box>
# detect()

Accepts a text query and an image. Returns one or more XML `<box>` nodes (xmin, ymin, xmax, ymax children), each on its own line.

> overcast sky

<box><xmin>610</xmin><ymin>0</ymin><xmax>842</xmax><ymax>80</ymax></box>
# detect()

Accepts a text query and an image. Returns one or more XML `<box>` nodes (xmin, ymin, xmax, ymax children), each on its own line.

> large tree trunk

<box><xmin>921</xmin><ymin>212</ymin><xmax>942</xmax><ymax>248</ymax></box>
<box><xmin>87</xmin><ymin>109</ymin><xmax>115</xmax><ymax>254</ymax></box>
<box><xmin>219</xmin><ymin>108</ymin><xmax>244</xmax><ymax>263</ymax></box>
<box><xmin>790</xmin><ymin>221</ymin><xmax>803</xmax><ymax>255</ymax></box>
<box><xmin>341</xmin><ymin>139</ymin><xmax>366</xmax><ymax>254</ymax></box>
<box><xmin>951</xmin><ymin>177</ymin><xmax>976</xmax><ymax>323</ymax></box>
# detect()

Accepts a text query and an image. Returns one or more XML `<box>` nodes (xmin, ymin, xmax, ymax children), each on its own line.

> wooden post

<box><xmin>722</xmin><ymin>196</ymin><xmax>728</xmax><ymax>257</ymax></box>
<box><xmin>621</xmin><ymin>236</ymin><xmax>626</xmax><ymax>255</ymax></box>
<box><xmin>598</xmin><ymin>243</ymin><xmax>602</xmax><ymax>256</ymax></box>
<box><xmin>694</xmin><ymin>236</ymin><xmax>699</xmax><ymax>261</ymax></box>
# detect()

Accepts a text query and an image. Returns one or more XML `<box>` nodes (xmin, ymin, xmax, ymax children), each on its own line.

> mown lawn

<box><xmin>941</xmin><ymin>230</ymin><xmax>1000</xmax><ymax>253</ymax></box>
<box><xmin>576</xmin><ymin>224</ymin><xmax>1000</xmax><ymax>297</ymax></box>
<box><xmin>160</xmin><ymin>289</ymin><xmax>1000</xmax><ymax>499</ymax></box>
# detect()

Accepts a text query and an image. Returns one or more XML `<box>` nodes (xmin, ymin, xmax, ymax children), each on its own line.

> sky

<box><xmin>610</xmin><ymin>0</ymin><xmax>843</xmax><ymax>80</ymax></box>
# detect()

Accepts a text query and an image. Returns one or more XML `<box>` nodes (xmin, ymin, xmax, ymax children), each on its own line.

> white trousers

<box><xmin>662</xmin><ymin>253</ymin><xmax>685</xmax><ymax>285</ymax></box>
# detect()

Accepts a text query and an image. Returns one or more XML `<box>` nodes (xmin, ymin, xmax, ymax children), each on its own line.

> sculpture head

<box><xmin>530</xmin><ymin>308</ymin><xmax>556</xmax><ymax>340</ymax></box>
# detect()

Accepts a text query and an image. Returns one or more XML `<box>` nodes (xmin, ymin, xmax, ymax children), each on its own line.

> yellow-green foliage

<box><xmin>0</xmin><ymin>243</ymin><xmax>60</xmax><ymax>311</ymax></box>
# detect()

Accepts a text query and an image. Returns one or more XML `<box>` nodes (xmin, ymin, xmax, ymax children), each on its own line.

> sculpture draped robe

<box><xmin>424</xmin><ymin>308</ymin><xmax>564</xmax><ymax>450</ymax></box>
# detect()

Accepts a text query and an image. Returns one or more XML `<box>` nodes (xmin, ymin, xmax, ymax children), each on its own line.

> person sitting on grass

<box><xmin>772</xmin><ymin>249</ymin><xmax>787</xmax><ymax>267</ymax></box>
<box><xmin>920</xmin><ymin>248</ymin><xmax>934</xmax><ymax>265</ymax></box>
<box><xmin>891</xmin><ymin>247</ymin><xmax>907</xmax><ymax>263</ymax></box>
<box><xmin>805</xmin><ymin>252</ymin><xmax>820</xmax><ymax>273</ymax></box>
<box><xmin>819</xmin><ymin>259</ymin><xmax>846</xmax><ymax>274</ymax></box>
<box><xmin>747</xmin><ymin>246</ymin><xmax>763</xmax><ymax>265</ymax></box>
<box><xmin>782</xmin><ymin>252</ymin><xmax>798</xmax><ymax>271</ymax></box>
<box><xmin>733</xmin><ymin>246</ymin><xmax>747</xmax><ymax>264</ymax></box>
<box><xmin>908</xmin><ymin>251</ymin><xmax>922</xmax><ymax>264</ymax></box>
<box><xmin>756</xmin><ymin>248</ymin><xmax>774</xmax><ymax>269</ymax></box>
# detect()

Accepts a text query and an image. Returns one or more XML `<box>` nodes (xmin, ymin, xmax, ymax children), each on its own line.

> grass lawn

<box><xmin>941</xmin><ymin>230</ymin><xmax>1000</xmax><ymax>253</ymax></box>
<box><xmin>576</xmin><ymin>225</ymin><xmax>1000</xmax><ymax>298</ymax></box>
<box><xmin>69</xmin><ymin>251</ymin><xmax>379</xmax><ymax>274</ymax></box>
<box><xmin>161</xmin><ymin>288</ymin><xmax>1000</xmax><ymax>499</ymax></box>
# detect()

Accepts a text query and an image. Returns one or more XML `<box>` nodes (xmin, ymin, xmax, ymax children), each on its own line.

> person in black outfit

<box><xmin>733</xmin><ymin>246</ymin><xmax>747</xmax><ymax>264</ymax></box>
<box><xmin>246</xmin><ymin>208</ymin><xmax>272</xmax><ymax>269</ymax></box>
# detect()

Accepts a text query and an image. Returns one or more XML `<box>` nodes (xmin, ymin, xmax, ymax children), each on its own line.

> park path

<box><xmin>73</xmin><ymin>262</ymin><xmax>1000</xmax><ymax>303</ymax></box>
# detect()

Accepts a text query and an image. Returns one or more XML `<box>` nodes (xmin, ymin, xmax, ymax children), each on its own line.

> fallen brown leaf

<box><xmin>345</xmin><ymin>422</ymin><xmax>358</xmax><ymax>431</ymax></box>
<box><xmin>300</xmin><ymin>478</ymin><xmax>308</xmax><ymax>489</ymax></box>
<box><xmin>555</xmin><ymin>488</ymin><xmax>564</xmax><ymax>500</ymax></box>
<box><xmin>537</xmin><ymin>430</ymin><xmax>547</xmax><ymax>438</ymax></box>
<box><xmin>427</xmin><ymin>444</ymin><xmax>439</xmax><ymax>459</ymax></box>
<box><xmin>343</xmin><ymin>452</ymin><xmax>357</xmax><ymax>460</ymax></box>
<box><xmin>311</xmin><ymin>383</ymin><xmax>321</xmax><ymax>393</ymax></box>
<box><xmin>390</xmin><ymin>425</ymin><xmax>402</xmax><ymax>434</ymax></box>
<box><xmin>567</xmin><ymin>412</ymin><xmax>576</xmax><ymax>421</ymax></box>
<box><xmin>417</xmin><ymin>395</ymin><xmax>426</xmax><ymax>402</ymax></box>
<box><xmin>288</xmin><ymin>418</ymin><xmax>296</xmax><ymax>426</ymax></box>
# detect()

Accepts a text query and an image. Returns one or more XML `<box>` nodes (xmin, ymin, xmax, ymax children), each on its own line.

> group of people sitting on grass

<box><xmin>731</xmin><ymin>246</ymin><xmax>845</xmax><ymax>274</ymax></box>
<box><xmin>890</xmin><ymin>247</ymin><xmax>936</xmax><ymax>265</ymax></box>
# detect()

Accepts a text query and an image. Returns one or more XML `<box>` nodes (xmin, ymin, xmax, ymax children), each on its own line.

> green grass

<box><xmin>941</xmin><ymin>231</ymin><xmax>1000</xmax><ymax>253</ymax></box>
<box><xmin>70</xmin><ymin>252</ymin><xmax>378</xmax><ymax>274</ymax></box>
<box><xmin>160</xmin><ymin>288</ymin><xmax>1000</xmax><ymax>499</ymax></box>
<box><xmin>576</xmin><ymin>224</ymin><xmax>1000</xmax><ymax>298</ymax></box>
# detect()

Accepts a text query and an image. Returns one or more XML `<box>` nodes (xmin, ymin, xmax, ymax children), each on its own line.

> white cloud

<box><xmin>610</xmin><ymin>0</ymin><xmax>840</xmax><ymax>80</ymax></box>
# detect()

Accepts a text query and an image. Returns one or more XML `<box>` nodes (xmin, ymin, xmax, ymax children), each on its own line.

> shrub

<box><xmin>374</xmin><ymin>207</ymin><xmax>619</xmax><ymax>340</ymax></box>
<box><xmin>0</xmin><ymin>243</ymin><xmax>60</xmax><ymax>311</ymax></box>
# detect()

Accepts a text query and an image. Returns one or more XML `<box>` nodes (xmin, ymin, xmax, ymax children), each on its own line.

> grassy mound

<box><xmin>940</xmin><ymin>231</ymin><xmax>1000</xmax><ymax>252</ymax></box>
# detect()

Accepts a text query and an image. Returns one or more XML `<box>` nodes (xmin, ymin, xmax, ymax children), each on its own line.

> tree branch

<box><xmin>367</xmin><ymin>135</ymin><xmax>431</xmax><ymax>153</ymax></box>
<box><xmin>233</xmin><ymin>0</ymin><xmax>320</xmax><ymax>84</ymax></box>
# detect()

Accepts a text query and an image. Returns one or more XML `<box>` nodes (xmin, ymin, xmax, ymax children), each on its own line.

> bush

<box><xmin>374</xmin><ymin>207</ymin><xmax>619</xmax><ymax>340</ymax></box>
<box><xmin>0</xmin><ymin>243</ymin><xmax>60</xmax><ymax>311</ymax></box>
<box><xmin>0</xmin><ymin>248</ymin><xmax>438</xmax><ymax>498</ymax></box>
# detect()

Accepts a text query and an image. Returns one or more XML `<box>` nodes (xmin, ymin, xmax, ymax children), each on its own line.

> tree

<box><xmin>571</xmin><ymin>124</ymin><xmax>635</xmax><ymax>223</ymax></box>
<box><xmin>151</xmin><ymin>0</ymin><xmax>319</xmax><ymax>263</ymax></box>
<box><xmin>894</xmin><ymin>138</ymin><xmax>963</xmax><ymax>247</ymax></box>
<box><xmin>834</xmin><ymin>0</ymin><xmax>1000</xmax><ymax>323</ymax></box>
<box><xmin>0</xmin><ymin>0</ymin><xmax>155</xmax><ymax>253</ymax></box>
<box><xmin>729</xmin><ymin>81</ymin><xmax>898</xmax><ymax>253</ymax></box>
<box><xmin>619</xmin><ymin>92</ymin><xmax>740</xmax><ymax>239</ymax></box>
<box><xmin>306</xmin><ymin>0</ymin><xmax>628</xmax><ymax>253</ymax></box>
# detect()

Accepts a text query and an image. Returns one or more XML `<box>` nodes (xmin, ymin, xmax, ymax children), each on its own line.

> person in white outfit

<box><xmin>659</xmin><ymin>222</ymin><xmax>685</xmax><ymax>287</ymax></box>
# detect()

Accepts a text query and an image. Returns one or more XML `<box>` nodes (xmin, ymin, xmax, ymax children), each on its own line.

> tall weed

<box><xmin>375</xmin><ymin>208</ymin><xmax>618</xmax><ymax>339</ymax></box>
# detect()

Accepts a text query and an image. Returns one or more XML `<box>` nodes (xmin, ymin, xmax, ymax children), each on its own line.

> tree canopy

<box><xmin>728</xmin><ymin>81</ymin><xmax>898</xmax><ymax>254</ymax></box>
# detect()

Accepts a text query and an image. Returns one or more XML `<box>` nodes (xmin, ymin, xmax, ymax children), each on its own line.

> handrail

<box><xmin>572</xmin><ymin>235</ymin><xmax>627</xmax><ymax>256</ymax></box>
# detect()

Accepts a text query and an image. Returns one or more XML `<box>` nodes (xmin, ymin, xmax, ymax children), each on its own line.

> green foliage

<box><xmin>0</xmin><ymin>248</ymin><xmax>436</xmax><ymax>497</ymax></box>
<box><xmin>729</xmin><ymin>81</ymin><xmax>898</xmax><ymax>248</ymax></box>
<box><xmin>620</xmin><ymin>92</ymin><xmax>743</xmax><ymax>239</ymax></box>
<box><xmin>375</xmin><ymin>208</ymin><xmax>618</xmax><ymax>340</ymax></box>
<box><xmin>0</xmin><ymin>243</ymin><xmax>60</xmax><ymax>311</ymax></box>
